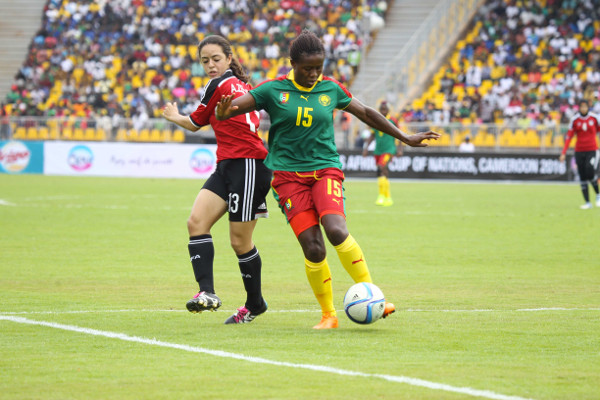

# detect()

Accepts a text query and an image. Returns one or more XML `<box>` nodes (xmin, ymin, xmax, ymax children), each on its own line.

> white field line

<box><xmin>1</xmin><ymin>307</ymin><xmax>598</xmax><ymax>315</ymax></box>
<box><xmin>0</xmin><ymin>199</ymin><xmax>16</xmax><ymax>206</ymax></box>
<box><xmin>1</xmin><ymin>315</ymin><xmax>534</xmax><ymax>400</ymax></box>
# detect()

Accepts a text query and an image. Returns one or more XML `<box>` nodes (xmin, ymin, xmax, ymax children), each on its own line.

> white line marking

<box><xmin>0</xmin><ymin>199</ymin><xmax>16</xmax><ymax>206</ymax></box>
<box><xmin>1</xmin><ymin>307</ymin><xmax>598</xmax><ymax>316</ymax></box>
<box><xmin>0</xmin><ymin>315</ymin><xmax>534</xmax><ymax>400</ymax></box>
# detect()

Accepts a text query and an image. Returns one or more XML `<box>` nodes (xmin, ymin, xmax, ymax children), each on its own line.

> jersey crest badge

<box><xmin>285</xmin><ymin>198</ymin><xmax>293</xmax><ymax>210</ymax></box>
<box><xmin>319</xmin><ymin>94</ymin><xmax>331</xmax><ymax>106</ymax></box>
<box><xmin>280</xmin><ymin>92</ymin><xmax>290</xmax><ymax>104</ymax></box>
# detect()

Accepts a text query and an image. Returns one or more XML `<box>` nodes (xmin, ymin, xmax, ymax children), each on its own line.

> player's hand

<box><xmin>405</xmin><ymin>130</ymin><xmax>441</xmax><ymax>147</ymax></box>
<box><xmin>362</xmin><ymin>149</ymin><xmax>368</xmax><ymax>157</ymax></box>
<box><xmin>162</xmin><ymin>102</ymin><xmax>179</xmax><ymax>121</ymax></box>
<box><xmin>559</xmin><ymin>154</ymin><xmax>566</xmax><ymax>162</ymax></box>
<box><xmin>215</xmin><ymin>94</ymin><xmax>237</xmax><ymax>120</ymax></box>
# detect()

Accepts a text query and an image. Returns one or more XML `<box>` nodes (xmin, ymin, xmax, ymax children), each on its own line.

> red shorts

<box><xmin>271</xmin><ymin>168</ymin><xmax>346</xmax><ymax>236</ymax></box>
<box><xmin>375</xmin><ymin>153</ymin><xmax>393</xmax><ymax>168</ymax></box>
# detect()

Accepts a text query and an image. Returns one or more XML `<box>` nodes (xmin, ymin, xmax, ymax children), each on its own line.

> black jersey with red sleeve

<box><xmin>561</xmin><ymin>112</ymin><xmax>600</xmax><ymax>155</ymax></box>
<box><xmin>189</xmin><ymin>70</ymin><xmax>267</xmax><ymax>162</ymax></box>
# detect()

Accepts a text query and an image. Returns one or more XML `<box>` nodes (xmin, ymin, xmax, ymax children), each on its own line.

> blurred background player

<box><xmin>216</xmin><ymin>30</ymin><xmax>440</xmax><ymax>329</ymax></box>
<box><xmin>362</xmin><ymin>101</ymin><xmax>403</xmax><ymax>206</ymax></box>
<box><xmin>559</xmin><ymin>100</ymin><xmax>600</xmax><ymax>210</ymax></box>
<box><xmin>163</xmin><ymin>35</ymin><xmax>271</xmax><ymax>324</ymax></box>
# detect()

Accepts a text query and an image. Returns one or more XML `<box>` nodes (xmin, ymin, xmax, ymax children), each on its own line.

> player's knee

<box><xmin>304</xmin><ymin>241</ymin><xmax>326</xmax><ymax>262</ymax></box>
<box><xmin>298</xmin><ymin>233</ymin><xmax>327</xmax><ymax>261</ymax></box>
<box><xmin>229</xmin><ymin>236</ymin><xmax>252</xmax><ymax>255</ymax></box>
<box><xmin>324</xmin><ymin>225</ymin><xmax>349</xmax><ymax>246</ymax></box>
<box><xmin>187</xmin><ymin>215</ymin><xmax>209</xmax><ymax>236</ymax></box>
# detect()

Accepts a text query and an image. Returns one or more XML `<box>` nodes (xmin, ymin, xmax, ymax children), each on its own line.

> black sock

<box><xmin>237</xmin><ymin>247</ymin><xmax>263</xmax><ymax>312</ymax></box>
<box><xmin>581</xmin><ymin>183</ymin><xmax>590</xmax><ymax>203</ymax></box>
<box><xmin>188</xmin><ymin>234</ymin><xmax>215</xmax><ymax>293</ymax></box>
<box><xmin>591</xmin><ymin>180</ymin><xmax>599</xmax><ymax>195</ymax></box>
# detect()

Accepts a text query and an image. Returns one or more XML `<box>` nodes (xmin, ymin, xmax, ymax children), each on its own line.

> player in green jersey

<box><xmin>216</xmin><ymin>30</ymin><xmax>440</xmax><ymax>329</ymax></box>
<box><xmin>362</xmin><ymin>101</ymin><xmax>402</xmax><ymax>206</ymax></box>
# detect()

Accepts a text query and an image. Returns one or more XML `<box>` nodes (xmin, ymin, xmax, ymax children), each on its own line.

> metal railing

<box><xmin>355</xmin><ymin>0</ymin><xmax>483</xmax><ymax>110</ymax></box>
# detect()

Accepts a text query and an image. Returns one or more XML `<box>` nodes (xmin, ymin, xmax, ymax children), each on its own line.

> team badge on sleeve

<box><xmin>280</xmin><ymin>92</ymin><xmax>290</xmax><ymax>104</ymax></box>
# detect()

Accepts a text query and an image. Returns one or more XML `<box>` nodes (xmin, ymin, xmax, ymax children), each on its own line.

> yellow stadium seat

<box><xmin>84</xmin><ymin>128</ymin><xmax>96</xmax><ymax>141</ymax></box>
<box><xmin>138</xmin><ymin>129</ymin><xmax>150</xmax><ymax>142</ymax></box>
<box><xmin>498</xmin><ymin>129</ymin><xmax>514</xmax><ymax>147</ymax></box>
<box><xmin>525</xmin><ymin>129</ymin><xmax>540</xmax><ymax>147</ymax></box>
<box><xmin>26</xmin><ymin>127</ymin><xmax>38</xmax><ymax>140</ymax></box>
<box><xmin>38</xmin><ymin>127</ymin><xmax>49</xmax><ymax>140</ymax></box>
<box><xmin>96</xmin><ymin>129</ymin><xmax>107</xmax><ymax>141</ymax></box>
<box><xmin>128</xmin><ymin>129</ymin><xmax>139</xmax><ymax>141</ymax></box>
<box><xmin>162</xmin><ymin>129</ymin><xmax>172</xmax><ymax>141</ymax></box>
<box><xmin>172</xmin><ymin>129</ymin><xmax>185</xmax><ymax>142</ymax></box>
<box><xmin>115</xmin><ymin>128</ymin><xmax>127</xmax><ymax>141</ymax></box>
<box><xmin>513</xmin><ymin>129</ymin><xmax>527</xmax><ymax>146</ymax></box>
<box><xmin>61</xmin><ymin>128</ymin><xmax>72</xmax><ymax>140</ymax></box>
<box><xmin>149</xmin><ymin>129</ymin><xmax>163</xmax><ymax>142</ymax></box>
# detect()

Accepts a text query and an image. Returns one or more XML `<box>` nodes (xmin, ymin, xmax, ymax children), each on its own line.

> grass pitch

<box><xmin>1</xmin><ymin>174</ymin><xmax>598</xmax><ymax>400</ymax></box>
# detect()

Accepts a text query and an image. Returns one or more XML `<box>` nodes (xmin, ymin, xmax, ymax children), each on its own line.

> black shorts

<box><xmin>202</xmin><ymin>158</ymin><xmax>272</xmax><ymax>222</ymax></box>
<box><xmin>575</xmin><ymin>150</ymin><xmax>599</xmax><ymax>182</ymax></box>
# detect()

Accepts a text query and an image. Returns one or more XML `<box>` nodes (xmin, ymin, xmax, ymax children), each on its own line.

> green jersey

<box><xmin>250</xmin><ymin>71</ymin><xmax>352</xmax><ymax>171</ymax></box>
<box><xmin>372</xmin><ymin>117</ymin><xmax>397</xmax><ymax>155</ymax></box>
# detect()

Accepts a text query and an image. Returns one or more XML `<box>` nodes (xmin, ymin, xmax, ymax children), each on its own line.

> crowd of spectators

<box><xmin>2</xmin><ymin>0</ymin><xmax>389</xmax><ymax>124</ymax></box>
<box><xmin>404</xmin><ymin>0</ymin><xmax>600</xmax><ymax>128</ymax></box>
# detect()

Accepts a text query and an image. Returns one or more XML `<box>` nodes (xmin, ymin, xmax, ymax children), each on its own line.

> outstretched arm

<box><xmin>162</xmin><ymin>102</ymin><xmax>199</xmax><ymax>131</ymax></box>
<box><xmin>345</xmin><ymin>98</ymin><xmax>441</xmax><ymax>147</ymax></box>
<box><xmin>215</xmin><ymin>93</ymin><xmax>257</xmax><ymax>120</ymax></box>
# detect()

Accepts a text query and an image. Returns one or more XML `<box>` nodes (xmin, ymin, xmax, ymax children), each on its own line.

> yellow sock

<box><xmin>334</xmin><ymin>235</ymin><xmax>372</xmax><ymax>283</ymax></box>
<box><xmin>382</xmin><ymin>176</ymin><xmax>391</xmax><ymax>198</ymax></box>
<box><xmin>305</xmin><ymin>258</ymin><xmax>336</xmax><ymax>316</ymax></box>
<box><xmin>377</xmin><ymin>176</ymin><xmax>386</xmax><ymax>197</ymax></box>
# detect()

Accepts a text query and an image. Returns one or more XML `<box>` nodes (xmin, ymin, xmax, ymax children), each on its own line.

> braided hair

<box><xmin>289</xmin><ymin>29</ymin><xmax>325</xmax><ymax>62</ymax></box>
<box><xmin>198</xmin><ymin>35</ymin><xmax>249</xmax><ymax>83</ymax></box>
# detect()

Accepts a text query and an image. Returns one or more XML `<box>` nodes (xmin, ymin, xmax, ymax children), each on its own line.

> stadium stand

<box><xmin>1</xmin><ymin>0</ymin><xmax>390</xmax><ymax>144</ymax></box>
<box><xmin>405</xmin><ymin>0</ymin><xmax>600</xmax><ymax>148</ymax></box>
<box><xmin>2</xmin><ymin>0</ymin><xmax>599</xmax><ymax>151</ymax></box>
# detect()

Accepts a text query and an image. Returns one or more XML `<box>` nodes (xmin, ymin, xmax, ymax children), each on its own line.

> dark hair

<box><xmin>579</xmin><ymin>99</ymin><xmax>589</xmax><ymax>107</ymax></box>
<box><xmin>198</xmin><ymin>35</ymin><xmax>249</xmax><ymax>83</ymax></box>
<box><xmin>289</xmin><ymin>30</ymin><xmax>325</xmax><ymax>62</ymax></box>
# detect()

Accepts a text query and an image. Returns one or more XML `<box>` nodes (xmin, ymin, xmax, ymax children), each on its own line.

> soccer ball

<box><xmin>343</xmin><ymin>282</ymin><xmax>386</xmax><ymax>324</ymax></box>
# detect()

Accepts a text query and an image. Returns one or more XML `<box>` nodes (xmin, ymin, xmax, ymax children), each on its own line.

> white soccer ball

<box><xmin>343</xmin><ymin>282</ymin><xmax>386</xmax><ymax>324</ymax></box>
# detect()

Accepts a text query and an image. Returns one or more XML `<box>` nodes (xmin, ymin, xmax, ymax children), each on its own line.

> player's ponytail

<box><xmin>198</xmin><ymin>35</ymin><xmax>249</xmax><ymax>83</ymax></box>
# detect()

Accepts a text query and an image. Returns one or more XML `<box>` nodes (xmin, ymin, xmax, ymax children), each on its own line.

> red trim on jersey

<box><xmin>323</xmin><ymin>76</ymin><xmax>353</xmax><ymax>98</ymax></box>
<box><xmin>189</xmin><ymin>73</ymin><xmax>267</xmax><ymax>162</ymax></box>
<box><xmin>562</xmin><ymin>113</ymin><xmax>600</xmax><ymax>155</ymax></box>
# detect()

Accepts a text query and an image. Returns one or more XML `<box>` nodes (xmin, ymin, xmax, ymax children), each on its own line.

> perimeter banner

<box><xmin>0</xmin><ymin>140</ymin><xmax>44</xmax><ymax>174</ymax></box>
<box><xmin>44</xmin><ymin>142</ymin><xmax>218</xmax><ymax>179</ymax></box>
<box><xmin>339</xmin><ymin>151</ymin><xmax>573</xmax><ymax>181</ymax></box>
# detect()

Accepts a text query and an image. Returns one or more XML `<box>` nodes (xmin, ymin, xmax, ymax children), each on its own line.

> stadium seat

<box><xmin>61</xmin><ymin>128</ymin><xmax>73</xmax><ymax>140</ymax></box>
<box><xmin>138</xmin><ymin>129</ymin><xmax>150</xmax><ymax>142</ymax></box>
<box><xmin>172</xmin><ymin>130</ymin><xmax>185</xmax><ymax>142</ymax></box>
<box><xmin>96</xmin><ymin>129</ymin><xmax>107</xmax><ymax>141</ymax></box>
<box><xmin>38</xmin><ymin>127</ymin><xmax>49</xmax><ymax>140</ymax></box>
<box><xmin>26</xmin><ymin>127</ymin><xmax>38</xmax><ymax>140</ymax></box>
<box><xmin>73</xmin><ymin>128</ymin><xmax>85</xmax><ymax>141</ymax></box>
<box><xmin>84</xmin><ymin>128</ymin><xmax>96</xmax><ymax>141</ymax></box>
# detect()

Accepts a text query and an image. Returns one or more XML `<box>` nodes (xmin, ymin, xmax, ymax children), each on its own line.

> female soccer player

<box><xmin>362</xmin><ymin>101</ymin><xmax>403</xmax><ymax>206</ymax></box>
<box><xmin>216</xmin><ymin>30</ymin><xmax>440</xmax><ymax>329</ymax></box>
<box><xmin>559</xmin><ymin>99</ymin><xmax>600</xmax><ymax>209</ymax></box>
<box><xmin>163</xmin><ymin>35</ymin><xmax>271</xmax><ymax>324</ymax></box>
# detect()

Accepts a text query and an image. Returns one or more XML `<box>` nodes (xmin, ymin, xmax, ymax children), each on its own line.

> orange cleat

<box><xmin>382</xmin><ymin>302</ymin><xmax>396</xmax><ymax>318</ymax></box>
<box><xmin>313</xmin><ymin>312</ymin><xmax>339</xmax><ymax>329</ymax></box>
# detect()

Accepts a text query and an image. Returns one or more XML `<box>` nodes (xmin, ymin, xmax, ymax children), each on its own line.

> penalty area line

<box><xmin>1</xmin><ymin>315</ymin><xmax>534</xmax><ymax>400</ymax></box>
